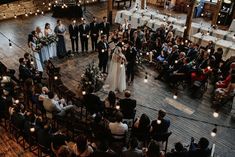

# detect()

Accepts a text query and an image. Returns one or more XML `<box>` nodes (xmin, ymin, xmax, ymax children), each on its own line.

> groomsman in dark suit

<box><xmin>90</xmin><ymin>17</ymin><xmax>100</xmax><ymax>51</ymax></box>
<box><xmin>68</xmin><ymin>20</ymin><xmax>79</xmax><ymax>53</ymax></box>
<box><xmin>125</xmin><ymin>24</ymin><xmax>135</xmax><ymax>41</ymax></box>
<box><xmin>99</xmin><ymin>16</ymin><xmax>110</xmax><ymax>41</ymax></box>
<box><xmin>79</xmin><ymin>19</ymin><xmax>90</xmax><ymax>53</ymax></box>
<box><xmin>97</xmin><ymin>35</ymin><xmax>109</xmax><ymax>73</ymax></box>
<box><xmin>125</xmin><ymin>41</ymin><xmax>137</xmax><ymax>84</ymax></box>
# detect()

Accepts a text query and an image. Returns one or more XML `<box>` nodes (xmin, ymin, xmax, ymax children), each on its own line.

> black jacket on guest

<box><xmin>119</xmin><ymin>98</ymin><xmax>136</xmax><ymax>119</ymax></box>
<box><xmin>19</xmin><ymin>64</ymin><xmax>32</xmax><ymax>81</ymax></box>
<box><xmin>68</xmin><ymin>24</ymin><xmax>79</xmax><ymax>38</ymax></box>
<box><xmin>84</xmin><ymin>93</ymin><xmax>104</xmax><ymax>114</ymax></box>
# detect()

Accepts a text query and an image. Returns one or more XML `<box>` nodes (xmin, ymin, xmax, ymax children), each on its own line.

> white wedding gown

<box><xmin>103</xmin><ymin>46</ymin><xmax>126</xmax><ymax>92</ymax></box>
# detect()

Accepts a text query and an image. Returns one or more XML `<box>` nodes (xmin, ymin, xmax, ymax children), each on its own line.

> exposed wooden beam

<box><xmin>211</xmin><ymin>0</ymin><xmax>223</xmax><ymax>25</ymax></box>
<box><xmin>183</xmin><ymin>0</ymin><xmax>196</xmax><ymax>39</ymax></box>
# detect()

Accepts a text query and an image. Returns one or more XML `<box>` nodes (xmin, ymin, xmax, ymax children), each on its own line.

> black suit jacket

<box><xmin>79</xmin><ymin>24</ymin><xmax>90</xmax><ymax>38</ymax></box>
<box><xmin>119</xmin><ymin>98</ymin><xmax>136</xmax><ymax>119</ymax></box>
<box><xmin>97</xmin><ymin>40</ymin><xmax>109</xmax><ymax>59</ymax></box>
<box><xmin>68</xmin><ymin>24</ymin><xmax>79</xmax><ymax>38</ymax></box>
<box><xmin>125</xmin><ymin>47</ymin><xmax>137</xmax><ymax>65</ymax></box>
<box><xmin>90</xmin><ymin>22</ymin><xmax>100</xmax><ymax>37</ymax></box>
<box><xmin>84</xmin><ymin>93</ymin><xmax>104</xmax><ymax>114</ymax></box>
<box><xmin>19</xmin><ymin>64</ymin><xmax>32</xmax><ymax>81</ymax></box>
<box><xmin>99</xmin><ymin>22</ymin><xmax>110</xmax><ymax>35</ymax></box>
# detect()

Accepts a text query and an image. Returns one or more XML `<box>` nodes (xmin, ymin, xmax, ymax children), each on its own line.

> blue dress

<box><xmin>54</xmin><ymin>25</ymin><xmax>67</xmax><ymax>58</ymax></box>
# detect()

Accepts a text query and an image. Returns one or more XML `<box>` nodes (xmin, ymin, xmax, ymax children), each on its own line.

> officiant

<box><xmin>97</xmin><ymin>35</ymin><xmax>109</xmax><ymax>73</ymax></box>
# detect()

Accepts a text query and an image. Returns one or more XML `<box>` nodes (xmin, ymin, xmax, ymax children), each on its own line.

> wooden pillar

<box><xmin>107</xmin><ymin>0</ymin><xmax>113</xmax><ymax>25</ymax></box>
<box><xmin>212</xmin><ymin>0</ymin><xmax>223</xmax><ymax>25</ymax></box>
<box><xmin>183</xmin><ymin>0</ymin><xmax>196</xmax><ymax>39</ymax></box>
<box><xmin>141</xmin><ymin>0</ymin><xmax>144</xmax><ymax>9</ymax></box>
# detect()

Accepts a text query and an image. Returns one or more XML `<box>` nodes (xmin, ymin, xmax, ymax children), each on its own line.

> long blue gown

<box><xmin>54</xmin><ymin>25</ymin><xmax>67</xmax><ymax>58</ymax></box>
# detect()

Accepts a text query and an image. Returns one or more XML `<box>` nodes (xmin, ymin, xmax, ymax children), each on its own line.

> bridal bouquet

<box><xmin>47</xmin><ymin>35</ymin><xmax>58</xmax><ymax>44</ymax></box>
<box><xmin>81</xmin><ymin>62</ymin><xmax>104</xmax><ymax>92</ymax></box>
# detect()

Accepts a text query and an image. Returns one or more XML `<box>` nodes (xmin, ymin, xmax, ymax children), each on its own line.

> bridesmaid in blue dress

<box><xmin>44</xmin><ymin>23</ymin><xmax>57</xmax><ymax>58</ymax></box>
<box><xmin>36</xmin><ymin>26</ymin><xmax>49</xmax><ymax>62</ymax></box>
<box><xmin>54</xmin><ymin>20</ymin><xmax>67</xmax><ymax>58</ymax></box>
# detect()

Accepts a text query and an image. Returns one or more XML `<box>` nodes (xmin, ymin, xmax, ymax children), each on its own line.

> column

<box><xmin>212</xmin><ymin>0</ymin><xmax>223</xmax><ymax>25</ymax></box>
<box><xmin>183</xmin><ymin>0</ymin><xmax>196</xmax><ymax>39</ymax></box>
<box><xmin>141</xmin><ymin>0</ymin><xmax>144</xmax><ymax>9</ymax></box>
<box><xmin>107</xmin><ymin>0</ymin><xmax>113</xmax><ymax>25</ymax></box>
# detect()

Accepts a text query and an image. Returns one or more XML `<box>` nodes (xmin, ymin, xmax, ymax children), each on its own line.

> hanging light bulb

<box><xmin>41</xmin><ymin>11</ymin><xmax>44</xmax><ymax>15</ymax></box>
<box><xmin>30</xmin><ymin>60</ymin><xmax>34</xmax><ymax>65</ymax></box>
<box><xmin>48</xmin><ymin>7</ymin><xmax>51</xmax><ymax>10</ymax></box>
<box><xmin>211</xmin><ymin>125</ymin><xmax>217</xmax><ymax>137</ymax></box>
<box><xmin>120</xmin><ymin>62</ymin><xmax>124</xmax><ymax>68</ymax></box>
<box><xmin>43</xmin><ymin>2</ymin><xmax>45</xmax><ymax>5</ymax></box>
<box><xmin>15</xmin><ymin>99</ymin><xmax>19</xmax><ymax>104</ymax></box>
<box><xmin>207</xmin><ymin>49</ymin><xmax>211</xmax><ymax>53</ymax></box>
<box><xmin>37</xmin><ymin>8</ymin><xmax>40</xmax><ymax>12</ymax></box>
<box><xmin>207</xmin><ymin>66</ymin><xmax>211</xmax><ymax>70</ymax></box>
<box><xmin>9</xmin><ymin>39</ymin><xmax>12</xmax><ymax>48</ymax></box>
<box><xmin>29</xmin><ymin>10</ymin><xmax>32</xmax><ymax>14</ymax></box>
<box><xmin>14</xmin><ymin>14</ymin><xmax>17</xmax><ymax>18</ymax></box>
<box><xmin>187</xmin><ymin>4</ymin><xmax>189</xmax><ymax>7</ymax></box>
<box><xmin>213</xmin><ymin>111</ymin><xmax>219</xmax><ymax>118</ymax></box>
<box><xmin>3</xmin><ymin>14</ymin><xmax>6</xmax><ymax>18</ymax></box>
<box><xmin>144</xmin><ymin>72</ymin><xmax>148</xmax><ymax>83</ymax></box>
<box><xmin>183</xmin><ymin>26</ymin><xmax>187</xmax><ymax>29</ymax></box>
<box><xmin>185</xmin><ymin>40</ymin><xmax>188</xmax><ymax>43</ymax></box>
<box><xmin>25</xmin><ymin>13</ymin><xmax>28</xmax><ymax>17</ymax></box>
<box><xmin>55</xmin><ymin>0</ymin><xmax>58</xmax><ymax>4</ymax></box>
<box><xmin>206</xmin><ymin>31</ymin><xmax>210</xmax><ymax>35</ymax></box>
<box><xmin>218</xmin><ymin>21</ymin><xmax>221</xmax><ymax>24</ymax></box>
<box><xmin>54</xmin><ymin>76</ymin><xmax>58</xmax><ymax>80</ymax></box>
<box><xmin>173</xmin><ymin>93</ymin><xmax>177</xmax><ymax>99</ymax></box>
<box><xmin>30</xmin><ymin>127</ymin><xmax>35</xmax><ymax>132</ymax></box>
<box><xmin>201</xmin><ymin>13</ymin><xmax>204</xmax><ymax>17</ymax></box>
<box><xmin>115</xmin><ymin>105</ymin><xmax>120</xmax><ymax>110</ymax></box>
<box><xmin>3</xmin><ymin>76</ymin><xmax>7</xmax><ymax>81</ymax></box>
<box><xmin>49</xmin><ymin>3</ymin><xmax>51</xmax><ymax>6</ymax></box>
<box><xmin>146</xmin><ymin>52</ymin><xmax>149</xmax><ymax>55</ymax></box>
<box><xmin>82</xmin><ymin>91</ymin><xmax>86</xmax><ymax>95</ymax></box>
<box><xmin>35</xmin><ymin>12</ymin><xmax>38</xmax><ymax>16</ymax></box>
<box><xmin>157</xmin><ymin>119</ymin><xmax>162</xmax><ymax>124</ymax></box>
<box><xmin>175</xmin><ymin>60</ymin><xmax>178</xmax><ymax>64</ymax></box>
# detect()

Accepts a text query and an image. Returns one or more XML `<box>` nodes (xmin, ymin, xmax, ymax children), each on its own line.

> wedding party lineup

<box><xmin>0</xmin><ymin>0</ymin><xmax>235</xmax><ymax>157</ymax></box>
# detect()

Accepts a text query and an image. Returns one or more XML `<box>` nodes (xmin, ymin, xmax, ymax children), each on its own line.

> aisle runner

<box><xmin>164</xmin><ymin>97</ymin><xmax>195</xmax><ymax>115</ymax></box>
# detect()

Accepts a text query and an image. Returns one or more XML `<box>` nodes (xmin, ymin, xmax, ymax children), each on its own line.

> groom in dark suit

<box><xmin>69</xmin><ymin>20</ymin><xmax>79</xmax><ymax>53</ymax></box>
<box><xmin>97</xmin><ymin>35</ymin><xmax>109</xmax><ymax>73</ymax></box>
<box><xmin>119</xmin><ymin>90</ymin><xmax>136</xmax><ymax>119</ymax></box>
<box><xmin>79</xmin><ymin>19</ymin><xmax>90</xmax><ymax>53</ymax></box>
<box><xmin>125</xmin><ymin>41</ymin><xmax>137</xmax><ymax>84</ymax></box>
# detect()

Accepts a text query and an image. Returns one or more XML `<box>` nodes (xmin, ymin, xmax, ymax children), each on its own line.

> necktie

<box><xmin>83</xmin><ymin>25</ymin><xmax>85</xmax><ymax>30</ymax></box>
<box><xmin>104</xmin><ymin>22</ymin><xmax>106</xmax><ymax>28</ymax></box>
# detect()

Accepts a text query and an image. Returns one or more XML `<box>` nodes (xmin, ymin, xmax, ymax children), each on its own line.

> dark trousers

<box><xmin>127</xmin><ymin>63</ymin><xmax>135</xmax><ymax>82</ymax></box>
<box><xmin>99</xmin><ymin>56</ymin><xmax>108</xmax><ymax>73</ymax></box>
<box><xmin>80</xmin><ymin>37</ymin><xmax>88</xmax><ymax>52</ymax></box>
<box><xmin>71</xmin><ymin>37</ymin><xmax>78</xmax><ymax>52</ymax></box>
<box><xmin>91</xmin><ymin>36</ymin><xmax>98</xmax><ymax>51</ymax></box>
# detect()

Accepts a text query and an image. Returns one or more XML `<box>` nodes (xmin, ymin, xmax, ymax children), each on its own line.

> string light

<box><xmin>15</xmin><ymin>99</ymin><xmax>19</xmax><ymax>104</ymax></box>
<box><xmin>49</xmin><ymin>3</ymin><xmax>51</xmax><ymax>6</ymax></box>
<box><xmin>207</xmin><ymin>49</ymin><xmax>211</xmax><ymax>53</ymax></box>
<box><xmin>41</xmin><ymin>11</ymin><xmax>44</xmax><ymax>15</ymax></box>
<box><xmin>183</xmin><ymin>26</ymin><xmax>187</xmax><ymax>29</ymax></box>
<box><xmin>206</xmin><ymin>31</ymin><xmax>210</xmax><ymax>35</ymax></box>
<box><xmin>211</xmin><ymin>125</ymin><xmax>217</xmax><ymax>137</ymax></box>
<box><xmin>37</xmin><ymin>8</ymin><xmax>40</xmax><ymax>12</ymax></box>
<box><xmin>29</xmin><ymin>10</ymin><xmax>32</xmax><ymax>15</ymax></box>
<box><xmin>157</xmin><ymin>119</ymin><xmax>162</xmax><ymax>124</ymax></box>
<box><xmin>54</xmin><ymin>76</ymin><xmax>58</xmax><ymax>80</ymax></box>
<box><xmin>48</xmin><ymin>7</ymin><xmax>51</xmax><ymax>10</ymax></box>
<box><xmin>201</xmin><ymin>13</ymin><xmax>204</xmax><ymax>17</ymax></box>
<box><xmin>30</xmin><ymin>127</ymin><xmax>35</xmax><ymax>132</ymax></box>
<box><xmin>2</xmin><ymin>76</ymin><xmax>7</xmax><ymax>81</ymax></box>
<box><xmin>25</xmin><ymin>13</ymin><xmax>28</xmax><ymax>17</ymax></box>
<box><xmin>14</xmin><ymin>14</ymin><xmax>17</xmax><ymax>19</ymax></box>
<box><xmin>120</xmin><ymin>62</ymin><xmax>124</xmax><ymax>68</ymax></box>
<box><xmin>35</xmin><ymin>12</ymin><xmax>38</xmax><ymax>16</ymax></box>
<box><xmin>144</xmin><ymin>72</ymin><xmax>148</xmax><ymax>83</ymax></box>
<box><xmin>3</xmin><ymin>14</ymin><xmax>6</xmax><ymax>19</ymax></box>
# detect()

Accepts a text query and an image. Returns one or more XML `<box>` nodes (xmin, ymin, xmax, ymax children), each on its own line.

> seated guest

<box><xmin>83</xmin><ymin>87</ymin><xmax>104</xmax><ymax>115</ymax></box>
<box><xmin>150</xmin><ymin>109</ymin><xmax>170</xmax><ymax>140</ymax></box>
<box><xmin>18</xmin><ymin>58</ymin><xmax>32</xmax><ymax>81</ymax></box>
<box><xmin>119</xmin><ymin>90</ymin><xmax>136</xmax><ymax>119</ymax></box>
<box><xmin>109</xmin><ymin>111</ymin><xmax>128</xmax><ymax>139</ymax></box>
<box><xmin>67</xmin><ymin>134</ymin><xmax>93</xmax><ymax>157</ymax></box>
<box><xmin>104</xmin><ymin>91</ymin><xmax>117</xmax><ymax>108</ymax></box>
<box><xmin>43</xmin><ymin>91</ymin><xmax>74</xmax><ymax>117</ymax></box>
<box><xmin>56</xmin><ymin>145</ymin><xmax>75</xmax><ymax>157</ymax></box>
<box><xmin>188</xmin><ymin>137</ymin><xmax>211</xmax><ymax>157</ymax></box>
<box><xmin>166</xmin><ymin>142</ymin><xmax>187</xmax><ymax>157</ymax></box>
<box><xmin>132</xmin><ymin>113</ymin><xmax>151</xmax><ymax>144</ymax></box>
<box><xmin>145</xmin><ymin>140</ymin><xmax>165</xmax><ymax>157</ymax></box>
<box><xmin>51</xmin><ymin>129</ymin><xmax>69</xmax><ymax>153</ymax></box>
<box><xmin>91</xmin><ymin>141</ymin><xmax>118</xmax><ymax>157</ymax></box>
<box><xmin>39</xmin><ymin>86</ymin><xmax>50</xmax><ymax>101</ymax></box>
<box><xmin>91</xmin><ymin>113</ymin><xmax>111</xmax><ymax>142</ymax></box>
<box><xmin>121</xmin><ymin>137</ymin><xmax>143</xmax><ymax>157</ymax></box>
<box><xmin>11</xmin><ymin>105</ymin><xmax>25</xmax><ymax>130</ymax></box>
<box><xmin>37</xmin><ymin>124</ymin><xmax>52</xmax><ymax>149</ymax></box>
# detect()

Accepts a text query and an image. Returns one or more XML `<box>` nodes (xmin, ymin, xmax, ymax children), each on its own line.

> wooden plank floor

<box><xmin>0</xmin><ymin>2</ymin><xmax>235</xmax><ymax>157</ymax></box>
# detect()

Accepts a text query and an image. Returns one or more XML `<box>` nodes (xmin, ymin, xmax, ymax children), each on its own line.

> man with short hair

<box><xmin>119</xmin><ymin>90</ymin><xmax>136</xmax><ymax>119</ymax></box>
<box><xmin>99</xmin><ymin>16</ymin><xmax>110</xmax><ymax>40</ymax></box>
<box><xmin>90</xmin><ymin>17</ymin><xmax>100</xmax><ymax>51</ymax></box>
<box><xmin>79</xmin><ymin>19</ymin><xmax>90</xmax><ymax>53</ymax></box>
<box><xmin>68</xmin><ymin>20</ymin><xmax>79</xmax><ymax>53</ymax></box>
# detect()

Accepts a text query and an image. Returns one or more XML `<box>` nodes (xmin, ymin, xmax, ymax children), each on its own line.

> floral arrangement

<box><xmin>80</xmin><ymin>61</ymin><xmax>105</xmax><ymax>93</ymax></box>
<box><xmin>40</xmin><ymin>35</ymin><xmax>58</xmax><ymax>46</ymax></box>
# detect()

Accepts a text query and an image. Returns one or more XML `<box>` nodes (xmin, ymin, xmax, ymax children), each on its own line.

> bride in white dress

<box><xmin>104</xmin><ymin>46</ymin><xmax>127</xmax><ymax>92</ymax></box>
